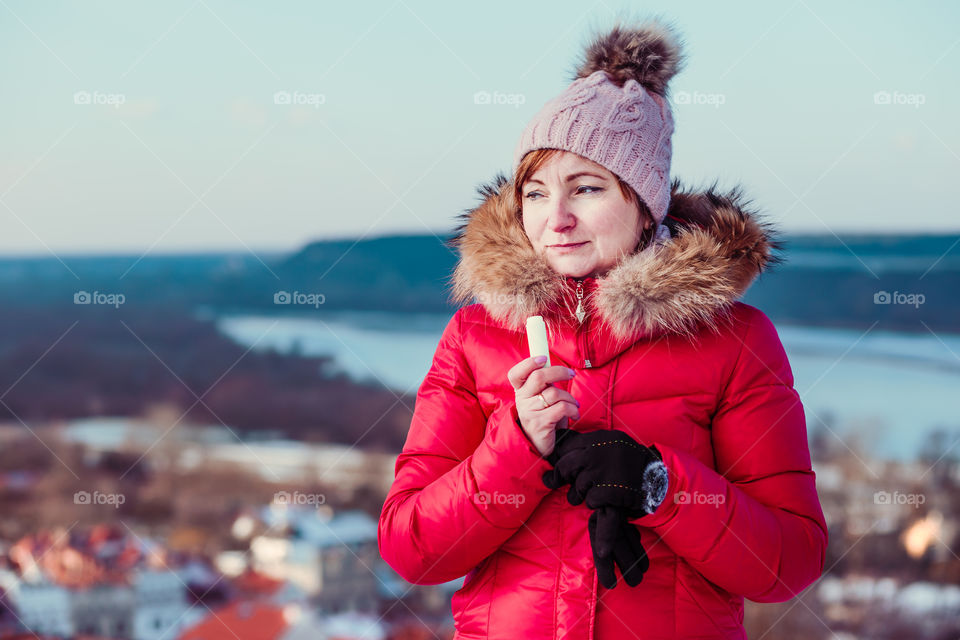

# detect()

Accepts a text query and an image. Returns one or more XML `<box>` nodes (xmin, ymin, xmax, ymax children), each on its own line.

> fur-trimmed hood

<box><xmin>445</xmin><ymin>173</ymin><xmax>783</xmax><ymax>348</ymax></box>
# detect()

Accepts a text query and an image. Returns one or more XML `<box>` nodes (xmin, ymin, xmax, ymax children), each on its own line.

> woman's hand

<box><xmin>508</xmin><ymin>355</ymin><xmax>580</xmax><ymax>458</ymax></box>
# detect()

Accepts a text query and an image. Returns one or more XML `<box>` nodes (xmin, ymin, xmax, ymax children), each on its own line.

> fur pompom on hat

<box><xmin>572</xmin><ymin>21</ymin><xmax>684</xmax><ymax>95</ymax></box>
<box><xmin>512</xmin><ymin>18</ymin><xmax>686</xmax><ymax>227</ymax></box>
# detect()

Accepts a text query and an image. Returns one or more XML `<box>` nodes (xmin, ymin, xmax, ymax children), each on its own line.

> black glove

<box><xmin>544</xmin><ymin>429</ymin><xmax>653</xmax><ymax>588</ymax></box>
<box><xmin>544</xmin><ymin>427</ymin><xmax>580</xmax><ymax>465</ymax></box>
<box><xmin>543</xmin><ymin>428</ymin><xmax>669</xmax><ymax>519</ymax></box>
<box><xmin>589</xmin><ymin>506</ymin><xmax>650</xmax><ymax>588</ymax></box>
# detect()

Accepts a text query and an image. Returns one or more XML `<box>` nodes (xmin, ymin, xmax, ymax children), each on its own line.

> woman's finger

<box><xmin>507</xmin><ymin>355</ymin><xmax>549</xmax><ymax>391</ymax></box>
<box><xmin>517</xmin><ymin>365</ymin><xmax>576</xmax><ymax>397</ymax></box>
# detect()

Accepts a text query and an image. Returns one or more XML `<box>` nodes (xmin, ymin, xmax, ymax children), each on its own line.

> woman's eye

<box><xmin>525</xmin><ymin>186</ymin><xmax>601</xmax><ymax>199</ymax></box>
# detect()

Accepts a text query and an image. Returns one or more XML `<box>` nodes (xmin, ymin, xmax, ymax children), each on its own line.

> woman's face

<box><xmin>521</xmin><ymin>151</ymin><xmax>649</xmax><ymax>278</ymax></box>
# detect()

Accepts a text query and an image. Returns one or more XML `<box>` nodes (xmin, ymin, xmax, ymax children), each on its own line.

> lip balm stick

<box><xmin>527</xmin><ymin>315</ymin><xmax>571</xmax><ymax>427</ymax></box>
<box><xmin>526</xmin><ymin>316</ymin><xmax>550</xmax><ymax>366</ymax></box>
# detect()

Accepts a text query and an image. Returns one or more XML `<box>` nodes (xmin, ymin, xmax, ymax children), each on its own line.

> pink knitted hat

<box><xmin>512</xmin><ymin>21</ymin><xmax>685</xmax><ymax>226</ymax></box>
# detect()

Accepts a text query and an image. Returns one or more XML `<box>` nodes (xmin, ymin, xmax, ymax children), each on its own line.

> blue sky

<box><xmin>1</xmin><ymin>0</ymin><xmax>957</xmax><ymax>255</ymax></box>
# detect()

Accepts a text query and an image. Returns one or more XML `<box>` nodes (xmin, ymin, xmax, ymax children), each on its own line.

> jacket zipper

<box><xmin>574</xmin><ymin>278</ymin><xmax>592</xmax><ymax>369</ymax></box>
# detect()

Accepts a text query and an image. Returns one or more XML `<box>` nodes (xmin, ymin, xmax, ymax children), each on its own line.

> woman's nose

<box><xmin>546</xmin><ymin>196</ymin><xmax>576</xmax><ymax>231</ymax></box>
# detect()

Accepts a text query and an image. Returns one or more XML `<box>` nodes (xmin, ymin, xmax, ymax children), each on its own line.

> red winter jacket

<box><xmin>378</xmin><ymin>175</ymin><xmax>828</xmax><ymax>639</ymax></box>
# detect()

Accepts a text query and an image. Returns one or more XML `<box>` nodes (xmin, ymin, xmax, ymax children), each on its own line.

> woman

<box><xmin>378</xmin><ymin>19</ymin><xmax>827</xmax><ymax>640</ymax></box>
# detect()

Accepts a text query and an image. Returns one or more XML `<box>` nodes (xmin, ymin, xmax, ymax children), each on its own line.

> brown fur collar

<box><xmin>445</xmin><ymin>173</ymin><xmax>783</xmax><ymax>343</ymax></box>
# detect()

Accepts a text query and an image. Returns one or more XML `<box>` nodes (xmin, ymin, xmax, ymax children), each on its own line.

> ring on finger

<box><xmin>537</xmin><ymin>392</ymin><xmax>549</xmax><ymax>409</ymax></box>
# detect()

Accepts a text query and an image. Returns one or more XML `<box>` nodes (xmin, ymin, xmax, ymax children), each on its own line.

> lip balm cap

<box><xmin>526</xmin><ymin>315</ymin><xmax>551</xmax><ymax>367</ymax></box>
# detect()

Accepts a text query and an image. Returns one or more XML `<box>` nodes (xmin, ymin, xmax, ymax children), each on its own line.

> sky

<box><xmin>1</xmin><ymin>0</ymin><xmax>958</xmax><ymax>256</ymax></box>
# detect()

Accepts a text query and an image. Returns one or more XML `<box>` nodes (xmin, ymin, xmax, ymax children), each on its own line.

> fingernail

<box><xmin>576</xmin><ymin>400</ymin><xmax>581</xmax><ymax>407</ymax></box>
<box><xmin>567</xmin><ymin>368</ymin><xmax>576</xmax><ymax>377</ymax></box>
<box><xmin>534</xmin><ymin>355</ymin><xmax>547</xmax><ymax>364</ymax></box>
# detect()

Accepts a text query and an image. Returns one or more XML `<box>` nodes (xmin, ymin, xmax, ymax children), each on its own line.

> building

<box><xmin>249</xmin><ymin>505</ymin><xmax>381</xmax><ymax>614</ymax></box>
<box><xmin>2</xmin><ymin>526</ymin><xmax>192</xmax><ymax>639</ymax></box>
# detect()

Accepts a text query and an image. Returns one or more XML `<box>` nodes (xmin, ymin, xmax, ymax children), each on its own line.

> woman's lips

<box><xmin>549</xmin><ymin>242</ymin><xmax>587</xmax><ymax>253</ymax></box>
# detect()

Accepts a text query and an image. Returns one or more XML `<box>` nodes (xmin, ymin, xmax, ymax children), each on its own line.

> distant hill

<box><xmin>0</xmin><ymin>232</ymin><xmax>955</xmax><ymax>438</ymax></box>
<box><xmin>0</xmin><ymin>305</ymin><xmax>414</xmax><ymax>450</ymax></box>
<box><xmin>0</xmin><ymin>231</ymin><xmax>957</xmax><ymax>333</ymax></box>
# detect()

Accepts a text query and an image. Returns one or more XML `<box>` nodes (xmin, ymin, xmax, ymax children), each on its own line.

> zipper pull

<box><xmin>574</xmin><ymin>279</ymin><xmax>586</xmax><ymax>324</ymax></box>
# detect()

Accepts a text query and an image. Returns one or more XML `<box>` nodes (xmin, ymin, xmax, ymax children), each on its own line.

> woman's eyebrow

<box><xmin>526</xmin><ymin>172</ymin><xmax>607</xmax><ymax>185</ymax></box>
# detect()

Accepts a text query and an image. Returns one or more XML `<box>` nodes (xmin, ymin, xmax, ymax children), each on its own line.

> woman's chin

<box><xmin>547</xmin><ymin>257</ymin><xmax>595</xmax><ymax>279</ymax></box>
